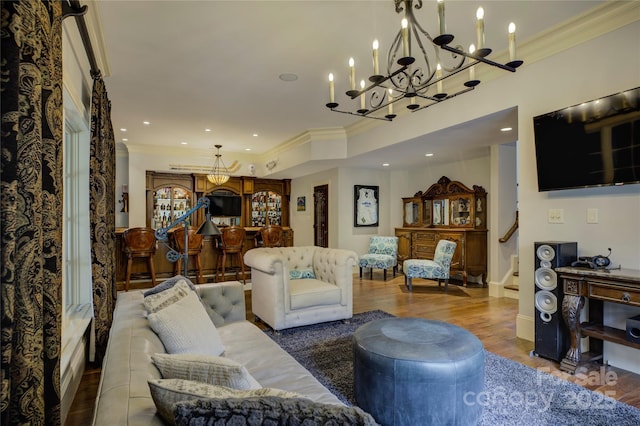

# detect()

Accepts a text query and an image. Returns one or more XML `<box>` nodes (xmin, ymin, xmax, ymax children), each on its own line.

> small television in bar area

<box><xmin>208</xmin><ymin>193</ymin><xmax>242</xmax><ymax>217</ymax></box>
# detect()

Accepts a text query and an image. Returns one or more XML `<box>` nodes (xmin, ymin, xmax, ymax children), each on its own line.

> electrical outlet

<box><xmin>547</xmin><ymin>208</ymin><xmax>564</xmax><ymax>223</ymax></box>
<box><xmin>587</xmin><ymin>208</ymin><xmax>599</xmax><ymax>224</ymax></box>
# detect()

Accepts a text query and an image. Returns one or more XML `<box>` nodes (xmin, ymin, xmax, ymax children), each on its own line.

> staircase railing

<box><xmin>499</xmin><ymin>211</ymin><xmax>519</xmax><ymax>243</ymax></box>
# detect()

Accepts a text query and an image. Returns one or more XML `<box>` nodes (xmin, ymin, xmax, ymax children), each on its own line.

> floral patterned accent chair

<box><xmin>403</xmin><ymin>239</ymin><xmax>457</xmax><ymax>292</ymax></box>
<box><xmin>358</xmin><ymin>236</ymin><xmax>399</xmax><ymax>281</ymax></box>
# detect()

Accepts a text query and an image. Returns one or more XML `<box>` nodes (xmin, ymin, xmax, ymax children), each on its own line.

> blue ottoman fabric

<box><xmin>353</xmin><ymin>317</ymin><xmax>485</xmax><ymax>426</ymax></box>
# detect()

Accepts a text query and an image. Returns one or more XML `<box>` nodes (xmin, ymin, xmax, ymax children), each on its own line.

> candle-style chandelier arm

<box><xmin>326</xmin><ymin>105</ymin><xmax>396</xmax><ymax>122</ymax></box>
<box><xmin>440</xmin><ymin>43</ymin><xmax>520</xmax><ymax>72</ymax></box>
<box><xmin>412</xmin><ymin>84</ymin><xmax>475</xmax><ymax>112</ymax></box>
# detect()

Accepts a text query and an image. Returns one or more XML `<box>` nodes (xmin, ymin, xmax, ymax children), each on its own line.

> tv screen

<box><xmin>208</xmin><ymin>194</ymin><xmax>242</xmax><ymax>217</ymax></box>
<box><xmin>533</xmin><ymin>87</ymin><xmax>640</xmax><ymax>191</ymax></box>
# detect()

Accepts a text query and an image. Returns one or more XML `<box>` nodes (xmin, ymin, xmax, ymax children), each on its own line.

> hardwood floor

<box><xmin>64</xmin><ymin>274</ymin><xmax>640</xmax><ymax>425</ymax></box>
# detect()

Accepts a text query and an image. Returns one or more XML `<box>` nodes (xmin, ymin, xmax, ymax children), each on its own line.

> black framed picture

<box><xmin>354</xmin><ymin>185</ymin><xmax>379</xmax><ymax>227</ymax></box>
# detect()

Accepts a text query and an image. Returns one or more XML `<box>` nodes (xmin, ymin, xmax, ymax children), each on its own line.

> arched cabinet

<box><xmin>145</xmin><ymin>172</ymin><xmax>194</xmax><ymax>229</ymax></box>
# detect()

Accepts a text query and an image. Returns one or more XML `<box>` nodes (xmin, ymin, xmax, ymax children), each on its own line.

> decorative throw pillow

<box><xmin>144</xmin><ymin>279</ymin><xmax>191</xmax><ymax>314</ymax></box>
<box><xmin>151</xmin><ymin>353</ymin><xmax>261</xmax><ymax>390</ymax></box>
<box><xmin>144</xmin><ymin>275</ymin><xmax>196</xmax><ymax>297</ymax></box>
<box><xmin>174</xmin><ymin>397</ymin><xmax>380</xmax><ymax>426</ymax></box>
<box><xmin>147</xmin><ymin>291</ymin><xmax>225</xmax><ymax>356</ymax></box>
<box><xmin>289</xmin><ymin>268</ymin><xmax>316</xmax><ymax>280</ymax></box>
<box><xmin>147</xmin><ymin>379</ymin><xmax>303</xmax><ymax>425</ymax></box>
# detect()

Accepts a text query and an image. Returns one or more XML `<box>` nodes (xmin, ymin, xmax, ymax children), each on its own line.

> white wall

<box><xmin>290</xmin><ymin>168</ymin><xmax>338</xmax><ymax>246</ymax></box>
<box><xmin>514</xmin><ymin>22</ymin><xmax>640</xmax><ymax>372</ymax></box>
<box><xmin>115</xmin><ymin>143</ymin><xmax>129</xmax><ymax>228</ymax></box>
<box><xmin>490</xmin><ymin>143</ymin><xmax>518</xmax><ymax>287</ymax></box>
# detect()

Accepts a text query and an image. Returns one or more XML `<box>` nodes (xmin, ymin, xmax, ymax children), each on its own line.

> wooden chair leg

<box><xmin>369</xmin><ymin>268</ymin><xmax>373</xmax><ymax>279</ymax></box>
<box><xmin>383</xmin><ymin>269</ymin><xmax>387</xmax><ymax>281</ymax></box>
<box><xmin>359</xmin><ymin>267</ymin><xmax>363</xmax><ymax>278</ymax></box>
<box><xmin>126</xmin><ymin>257</ymin><xmax>133</xmax><ymax>292</ymax></box>
<box><xmin>148</xmin><ymin>256</ymin><xmax>156</xmax><ymax>286</ymax></box>
<box><xmin>220</xmin><ymin>251</ymin><xmax>227</xmax><ymax>283</ymax></box>
<box><xmin>239</xmin><ymin>254</ymin><xmax>246</xmax><ymax>285</ymax></box>
<box><xmin>174</xmin><ymin>259</ymin><xmax>181</xmax><ymax>278</ymax></box>
<box><xmin>195</xmin><ymin>254</ymin><xmax>202</xmax><ymax>284</ymax></box>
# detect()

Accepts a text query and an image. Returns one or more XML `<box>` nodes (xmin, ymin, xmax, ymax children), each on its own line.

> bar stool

<box><xmin>123</xmin><ymin>227</ymin><xmax>157</xmax><ymax>291</ymax></box>
<box><xmin>171</xmin><ymin>226</ymin><xmax>204</xmax><ymax>284</ymax></box>
<box><xmin>254</xmin><ymin>225</ymin><xmax>283</xmax><ymax>248</ymax></box>
<box><xmin>215</xmin><ymin>226</ymin><xmax>246</xmax><ymax>284</ymax></box>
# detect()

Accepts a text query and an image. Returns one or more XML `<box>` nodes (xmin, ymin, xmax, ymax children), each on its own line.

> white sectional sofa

<box><xmin>92</xmin><ymin>279</ymin><xmax>355</xmax><ymax>425</ymax></box>
<box><xmin>244</xmin><ymin>246</ymin><xmax>359</xmax><ymax>331</ymax></box>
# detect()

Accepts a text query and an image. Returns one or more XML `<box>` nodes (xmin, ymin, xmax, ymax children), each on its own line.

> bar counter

<box><xmin>115</xmin><ymin>226</ymin><xmax>293</xmax><ymax>291</ymax></box>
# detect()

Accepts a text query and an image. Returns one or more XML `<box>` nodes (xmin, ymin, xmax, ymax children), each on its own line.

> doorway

<box><xmin>313</xmin><ymin>184</ymin><xmax>328</xmax><ymax>247</ymax></box>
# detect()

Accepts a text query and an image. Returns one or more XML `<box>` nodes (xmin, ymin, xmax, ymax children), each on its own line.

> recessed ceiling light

<box><xmin>205</xmin><ymin>128</ymin><xmax>211</xmax><ymax>132</ymax></box>
<box><xmin>252</xmin><ymin>133</ymin><xmax>258</xmax><ymax>137</ymax></box>
<box><xmin>143</xmin><ymin>121</ymin><xmax>150</xmax><ymax>125</ymax></box>
<box><xmin>425</xmin><ymin>153</ymin><xmax>434</xmax><ymax>157</ymax></box>
<box><xmin>279</xmin><ymin>73</ymin><xmax>298</xmax><ymax>82</ymax></box>
<box><xmin>382</xmin><ymin>163</ymin><xmax>390</xmax><ymax>167</ymax></box>
<box><xmin>120</xmin><ymin>128</ymin><xmax>127</xmax><ymax>132</ymax></box>
<box><xmin>500</xmin><ymin>127</ymin><xmax>513</xmax><ymax>132</ymax></box>
<box><xmin>245</xmin><ymin>148</ymin><xmax>252</xmax><ymax>151</ymax></box>
<box><xmin>180</xmin><ymin>142</ymin><xmax>188</xmax><ymax>145</ymax></box>
<box><xmin>122</xmin><ymin>138</ymin><xmax>128</xmax><ymax>142</ymax></box>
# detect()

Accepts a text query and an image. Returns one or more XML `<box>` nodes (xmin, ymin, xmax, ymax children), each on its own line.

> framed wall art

<box><xmin>354</xmin><ymin>185</ymin><xmax>379</xmax><ymax>227</ymax></box>
<box><xmin>297</xmin><ymin>196</ymin><xmax>306</xmax><ymax>211</ymax></box>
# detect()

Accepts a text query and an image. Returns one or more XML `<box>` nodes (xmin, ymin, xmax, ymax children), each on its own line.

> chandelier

<box><xmin>325</xmin><ymin>0</ymin><xmax>523</xmax><ymax>121</ymax></box>
<box><xmin>207</xmin><ymin>145</ymin><xmax>230</xmax><ymax>185</ymax></box>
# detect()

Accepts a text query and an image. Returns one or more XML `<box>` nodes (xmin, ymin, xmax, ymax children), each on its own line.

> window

<box><xmin>61</xmin><ymin>89</ymin><xmax>93</xmax><ymax>369</ymax></box>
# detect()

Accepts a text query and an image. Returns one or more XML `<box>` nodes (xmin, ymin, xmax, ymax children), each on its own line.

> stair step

<box><xmin>504</xmin><ymin>284</ymin><xmax>519</xmax><ymax>291</ymax></box>
<box><xmin>513</xmin><ymin>271</ymin><xmax>519</xmax><ymax>277</ymax></box>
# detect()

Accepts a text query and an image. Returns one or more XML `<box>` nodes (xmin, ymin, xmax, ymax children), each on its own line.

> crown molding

<box><xmin>518</xmin><ymin>1</ymin><xmax>639</xmax><ymax>66</ymax></box>
<box><xmin>263</xmin><ymin>127</ymin><xmax>347</xmax><ymax>158</ymax></box>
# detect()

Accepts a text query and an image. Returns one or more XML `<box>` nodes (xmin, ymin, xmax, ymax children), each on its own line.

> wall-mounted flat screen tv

<box><xmin>533</xmin><ymin>87</ymin><xmax>639</xmax><ymax>192</ymax></box>
<box><xmin>208</xmin><ymin>193</ymin><xmax>242</xmax><ymax>217</ymax></box>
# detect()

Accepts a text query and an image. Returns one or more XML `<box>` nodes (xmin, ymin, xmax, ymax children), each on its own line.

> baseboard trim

<box><xmin>516</xmin><ymin>313</ymin><xmax>534</xmax><ymax>342</ymax></box>
<box><xmin>488</xmin><ymin>281</ymin><xmax>504</xmax><ymax>298</ymax></box>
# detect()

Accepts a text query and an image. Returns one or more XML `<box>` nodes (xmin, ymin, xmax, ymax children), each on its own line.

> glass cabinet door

<box><xmin>450</xmin><ymin>195</ymin><xmax>472</xmax><ymax>226</ymax></box>
<box><xmin>251</xmin><ymin>191</ymin><xmax>282</xmax><ymax>227</ymax></box>
<box><xmin>152</xmin><ymin>186</ymin><xmax>192</xmax><ymax>229</ymax></box>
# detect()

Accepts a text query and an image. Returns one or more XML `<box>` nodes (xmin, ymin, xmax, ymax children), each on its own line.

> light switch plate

<box><xmin>587</xmin><ymin>208</ymin><xmax>599</xmax><ymax>224</ymax></box>
<box><xmin>548</xmin><ymin>208</ymin><xmax>564</xmax><ymax>223</ymax></box>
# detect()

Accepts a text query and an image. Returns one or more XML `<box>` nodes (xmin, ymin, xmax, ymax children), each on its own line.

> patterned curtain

<box><xmin>1</xmin><ymin>1</ymin><xmax>64</xmax><ymax>425</ymax></box>
<box><xmin>89</xmin><ymin>76</ymin><xmax>117</xmax><ymax>364</ymax></box>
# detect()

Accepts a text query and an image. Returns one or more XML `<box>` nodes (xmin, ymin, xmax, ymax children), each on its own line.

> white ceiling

<box><xmin>96</xmin><ymin>0</ymin><xmax>603</xmax><ymax>176</ymax></box>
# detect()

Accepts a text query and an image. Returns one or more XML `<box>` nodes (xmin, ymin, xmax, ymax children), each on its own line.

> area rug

<box><xmin>265</xmin><ymin>310</ymin><xmax>640</xmax><ymax>426</ymax></box>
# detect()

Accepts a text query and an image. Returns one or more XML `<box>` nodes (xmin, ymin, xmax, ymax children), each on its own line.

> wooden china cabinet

<box><xmin>395</xmin><ymin>176</ymin><xmax>488</xmax><ymax>286</ymax></box>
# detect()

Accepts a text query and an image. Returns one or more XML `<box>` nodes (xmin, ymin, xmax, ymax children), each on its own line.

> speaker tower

<box><xmin>533</xmin><ymin>241</ymin><xmax>577</xmax><ymax>362</ymax></box>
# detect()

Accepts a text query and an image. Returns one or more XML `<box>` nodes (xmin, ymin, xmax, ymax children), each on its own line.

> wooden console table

<box><xmin>556</xmin><ymin>267</ymin><xmax>640</xmax><ymax>374</ymax></box>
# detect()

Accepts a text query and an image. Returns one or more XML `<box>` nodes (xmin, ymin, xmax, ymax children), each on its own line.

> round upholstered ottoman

<box><xmin>353</xmin><ymin>317</ymin><xmax>485</xmax><ymax>426</ymax></box>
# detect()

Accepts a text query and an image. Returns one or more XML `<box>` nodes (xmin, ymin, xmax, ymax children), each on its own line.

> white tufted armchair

<box><xmin>244</xmin><ymin>246</ymin><xmax>358</xmax><ymax>331</ymax></box>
